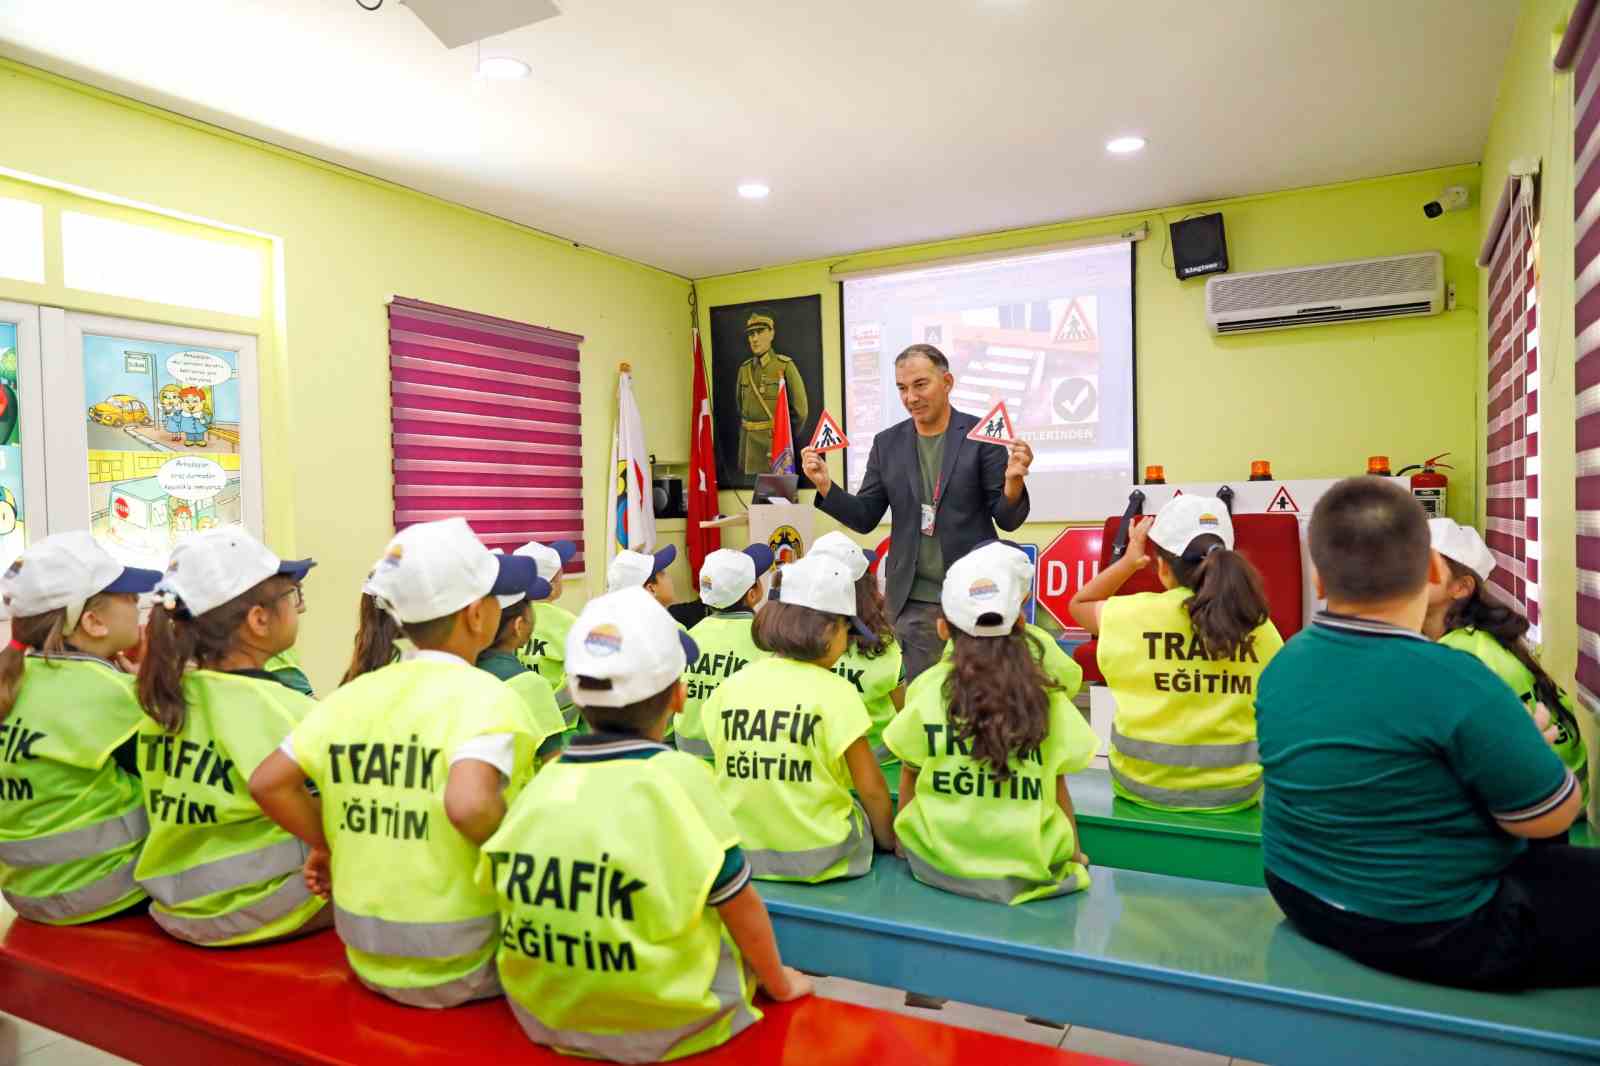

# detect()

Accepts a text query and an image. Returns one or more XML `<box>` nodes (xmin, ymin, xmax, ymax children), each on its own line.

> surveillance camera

<box><xmin>1423</xmin><ymin>185</ymin><xmax>1470</xmax><ymax>219</ymax></box>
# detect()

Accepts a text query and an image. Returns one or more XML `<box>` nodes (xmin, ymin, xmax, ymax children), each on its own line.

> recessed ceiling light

<box><xmin>738</xmin><ymin>183</ymin><xmax>771</xmax><ymax>200</ymax></box>
<box><xmin>1106</xmin><ymin>136</ymin><xmax>1146</xmax><ymax>155</ymax></box>
<box><xmin>477</xmin><ymin>55</ymin><xmax>531</xmax><ymax>80</ymax></box>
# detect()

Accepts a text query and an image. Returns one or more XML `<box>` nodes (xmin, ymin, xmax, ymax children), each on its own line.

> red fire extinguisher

<box><xmin>1397</xmin><ymin>453</ymin><xmax>1451</xmax><ymax>517</ymax></box>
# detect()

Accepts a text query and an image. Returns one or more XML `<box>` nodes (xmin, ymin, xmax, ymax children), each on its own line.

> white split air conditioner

<box><xmin>1205</xmin><ymin>251</ymin><xmax>1444</xmax><ymax>335</ymax></box>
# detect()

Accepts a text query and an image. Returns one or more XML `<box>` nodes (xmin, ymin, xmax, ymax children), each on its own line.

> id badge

<box><xmin>921</xmin><ymin>504</ymin><xmax>936</xmax><ymax>537</ymax></box>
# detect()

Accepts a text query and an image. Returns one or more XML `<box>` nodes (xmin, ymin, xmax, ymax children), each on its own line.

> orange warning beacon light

<box><xmin>1250</xmin><ymin>460</ymin><xmax>1273</xmax><ymax>481</ymax></box>
<box><xmin>1367</xmin><ymin>455</ymin><xmax>1393</xmax><ymax>477</ymax></box>
<box><xmin>1144</xmin><ymin>465</ymin><xmax>1166</xmax><ymax>485</ymax></box>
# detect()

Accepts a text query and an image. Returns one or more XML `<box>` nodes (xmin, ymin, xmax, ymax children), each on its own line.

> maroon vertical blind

<box><xmin>1558</xmin><ymin>3</ymin><xmax>1600</xmax><ymax>707</ymax></box>
<box><xmin>387</xmin><ymin>297</ymin><xmax>585</xmax><ymax>572</ymax></box>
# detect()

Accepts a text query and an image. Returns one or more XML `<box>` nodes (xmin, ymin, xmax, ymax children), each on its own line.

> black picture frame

<box><xmin>708</xmin><ymin>294</ymin><xmax>825</xmax><ymax>490</ymax></box>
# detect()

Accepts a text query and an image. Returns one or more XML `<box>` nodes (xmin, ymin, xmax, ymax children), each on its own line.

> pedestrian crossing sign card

<box><xmin>808</xmin><ymin>410</ymin><xmax>850</xmax><ymax>453</ymax></box>
<box><xmin>966</xmin><ymin>401</ymin><xmax>1018</xmax><ymax>446</ymax></box>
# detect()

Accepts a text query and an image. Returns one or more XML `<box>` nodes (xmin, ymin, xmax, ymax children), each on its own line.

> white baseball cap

<box><xmin>808</xmin><ymin>531</ymin><xmax>877</xmax><ymax>582</ymax></box>
<box><xmin>0</xmin><ymin>531</ymin><xmax>163</xmax><ymax>633</ymax></box>
<box><xmin>698</xmin><ymin>545</ymin><xmax>776</xmax><ymax>610</ymax></box>
<box><xmin>565</xmin><ymin>587</ymin><xmax>700</xmax><ymax>708</ymax></box>
<box><xmin>606</xmin><ymin>545</ymin><xmax>677</xmax><ymax>592</ymax></box>
<box><xmin>1149</xmin><ymin>496</ymin><xmax>1235</xmax><ymax>557</ymax></box>
<box><xmin>156</xmin><ymin>526</ymin><xmax>315</xmax><ymax>619</ymax></box>
<box><xmin>515</xmin><ymin>539</ymin><xmax>576</xmax><ymax>583</ymax></box>
<box><xmin>942</xmin><ymin>541</ymin><xmax>1030</xmax><ymax>637</ymax></box>
<box><xmin>489</xmin><ymin>550</ymin><xmax>553</xmax><ymax>611</ymax></box>
<box><xmin>1429</xmin><ymin>518</ymin><xmax>1496</xmax><ymax>582</ymax></box>
<box><xmin>364</xmin><ymin>518</ymin><xmax>535</xmax><ymax>625</ymax></box>
<box><xmin>772</xmin><ymin>553</ymin><xmax>856</xmax><ymax>616</ymax></box>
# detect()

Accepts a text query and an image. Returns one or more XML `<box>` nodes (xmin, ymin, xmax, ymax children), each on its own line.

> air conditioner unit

<box><xmin>1205</xmin><ymin>251</ymin><xmax>1444</xmax><ymax>335</ymax></box>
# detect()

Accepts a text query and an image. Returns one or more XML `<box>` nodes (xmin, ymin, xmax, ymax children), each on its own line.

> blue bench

<box><xmin>761</xmin><ymin>859</ymin><xmax>1600</xmax><ymax>1066</ymax></box>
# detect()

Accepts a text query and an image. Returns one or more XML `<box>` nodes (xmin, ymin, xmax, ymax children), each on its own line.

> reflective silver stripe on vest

<box><xmin>139</xmin><ymin>838</ymin><xmax>308</xmax><ymax>907</ymax></box>
<box><xmin>150</xmin><ymin>871</ymin><xmax>318</xmax><ymax>945</ymax></box>
<box><xmin>4</xmin><ymin>855</ymin><xmax>141</xmax><ymax>922</ymax></box>
<box><xmin>0</xmin><ymin>807</ymin><xmax>148</xmax><ymax>867</ymax></box>
<box><xmin>903</xmin><ymin>848</ymin><xmax>1078</xmax><ymax>905</ymax></box>
<box><xmin>508</xmin><ymin>939</ymin><xmax>757</xmax><ymax>1063</ymax></box>
<box><xmin>1109</xmin><ymin>764</ymin><xmax>1262</xmax><ymax>809</ymax></box>
<box><xmin>675</xmin><ymin>734</ymin><xmax>713</xmax><ymax>757</ymax></box>
<box><xmin>744</xmin><ymin>802</ymin><xmax>872</xmax><ymax>881</ymax></box>
<box><xmin>357</xmin><ymin>954</ymin><xmax>503</xmax><ymax>1009</ymax></box>
<box><xmin>1110</xmin><ymin>726</ymin><xmax>1259</xmax><ymax>769</ymax></box>
<box><xmin>871</xmin><ymin>742</ymin><xmax>893</xmax><ymax>763</ymax></box>
<box><xmin>334</xmin><ymin>905</ymin><xmax>497</xmax><ymax>960</ymax></box>
<box><xmin>554</xmin><ymin>690</ymin><xmax>577</xmax><ymax>724</ymax></box>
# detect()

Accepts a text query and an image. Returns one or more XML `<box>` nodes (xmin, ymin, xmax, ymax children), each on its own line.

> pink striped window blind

<box><xmin>387</xmin><ymin>296</ymin><xmax>585</xmax><ymax>572</ymax></box>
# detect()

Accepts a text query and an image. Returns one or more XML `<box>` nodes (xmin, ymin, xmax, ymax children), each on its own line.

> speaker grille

<box><xmin>1208</xmin><ymin>253</ymin><xmax>1440</xmax><ymax>314</ymax></box>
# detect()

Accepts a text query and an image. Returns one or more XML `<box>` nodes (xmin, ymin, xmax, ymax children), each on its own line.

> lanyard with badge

<box><xmin>921</xmin><ymin>473</ymin><xmax>941</xmax><ymax>537</ymax></box>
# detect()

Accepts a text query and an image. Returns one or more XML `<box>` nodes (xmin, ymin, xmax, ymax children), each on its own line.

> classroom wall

<box><xmin>695</xmin><ymin>165</ymin><xmax>1484</xmax><ymax>626</ymax></box>
<box><xmin>0</xmin><ymin>60</ymin><xmax>692</xmax><ymax>691</ymax></box>
<box><xmin>1480</xmin><ymin>0</ymin><xmax>1578</xmax><ymax>685</ymax></box>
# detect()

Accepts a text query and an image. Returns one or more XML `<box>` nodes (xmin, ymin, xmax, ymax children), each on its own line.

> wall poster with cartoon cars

<box><xmin>0</xmin><ymin>316</ymin><xmax>25</xmax><ymax>571</ymax></box>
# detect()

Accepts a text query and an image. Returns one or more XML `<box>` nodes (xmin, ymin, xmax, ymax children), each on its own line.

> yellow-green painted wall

<box><xmin>0</xmin><ymin>60</ymin><xmax>692</xmax><ymax>691</ymax></box>
<box><xmin>1481</xmin><ymin>0</ymin><xmax>1578</xmax><ymax>687</ymax></box>
<box><xmin>695</xmin><ymin>165</ymin><xmax>1483</xmax><ymax>628</ymax></box>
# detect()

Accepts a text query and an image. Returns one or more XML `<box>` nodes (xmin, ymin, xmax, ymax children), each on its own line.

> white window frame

<box><xmin>42</xmin><ymin>310</ymin><xmax>264</xmax><ymax>543</ymax></box>
<box><xmin>0</xmin><ymin>300</ymin><xmax>50</xmax><ymax>545</ymax></box>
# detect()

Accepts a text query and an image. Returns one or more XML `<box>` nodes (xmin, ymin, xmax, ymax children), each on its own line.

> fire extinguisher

<box><xmin>1397</xmin><ymin>453</ymin><xmax>1451</xmax><ymax>517</ymax></box>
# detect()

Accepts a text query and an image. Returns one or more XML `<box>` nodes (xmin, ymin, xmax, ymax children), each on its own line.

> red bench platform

<box><xmin>0</xmin><ymin>911</ymin><xmax>1119</xmax><ymax>1065</ymax></box>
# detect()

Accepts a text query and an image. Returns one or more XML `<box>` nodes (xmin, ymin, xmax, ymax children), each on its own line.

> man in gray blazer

<box><xmin>801</xmin><ymin>344</ymin><xmax>1033</xmax><ymax>682</ymax></box>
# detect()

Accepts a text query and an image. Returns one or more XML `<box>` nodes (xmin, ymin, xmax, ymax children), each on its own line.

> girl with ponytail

<box><xmin>809</xmin><ymin>533</ymin><xmax>906</xmax><ymax>773</ymax></box>
<box><xmin>882</xmin><ymin>541</ymin><xmax>1099</xmax><ymax>904</ymax></box>
<box><xmin>1071</xmin><ymin>496</ymin><xmax>1283</xmax><ymax>813</ymax></box>
<box><xmin>1425</xmin><ymin>519</ymin><xmax>1589</xmax><ymax>816</ymax></box>
<box><xmin>131</xmin><ymin>526</ymin><xmax>330</xmax><ymax>947</ymax></box>
<box><xmin>0</xmin><ymin>532</ymin><xmax>160</xmax><ymax>924</ymax></box>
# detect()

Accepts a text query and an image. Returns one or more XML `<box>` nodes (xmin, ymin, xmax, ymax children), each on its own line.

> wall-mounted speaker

<box><xmin>1170</xmin><ymin>213</ymin><xmax>1229</xmax><ymax>281</ymax></box>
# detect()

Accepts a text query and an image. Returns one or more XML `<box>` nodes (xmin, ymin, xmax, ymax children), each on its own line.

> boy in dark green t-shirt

<box><xmin>1257</xmin><ymin>477</ymin><xmax>1592</xmax><ymax>989</ymax></box>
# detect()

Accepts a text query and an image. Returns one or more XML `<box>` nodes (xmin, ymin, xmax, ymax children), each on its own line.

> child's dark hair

<box><xmin>492</xmin><ymin>600</ymin><xmax>531</xmax><ymax>649</ymax></box>
<box><xmin>1442</xmin><ymin>558</ymin><xmax>1576</xmax><ymax>728</ymax></box>
<box><xmin>1155</xmin><ymin>537</ymin><xmax>1270</xmax><ymax>660</ymax></box>
<box><xmin>139</xmin><ymin>576</ymin><xmax>296</xmax><ymax>732</ymax></box>
<box><xmin>1310</xmin><ymin>477</ymin><xmax>1431</xmax><ymax>603</ymax></box>
<box><xmin>752</xmin><ymin>570</ymin><xmax>844</xmax><ymax>661</ymax></box>
<box><xmin>574</xmin><ymin>677</ymin><xmax>677</xmax><ymax>734</ymax></box>
<box><xmin>341</xmin><ymin>592</ymin><xmax>454</xmax><ymax>686</ymax></box>
<box><xmin>0</xmin><ymin>608</ymin><xmax>77</xmax><ymax>722</ymax></box>
<box><xmin>944</xmin><ymin>619</ymin><xmax>1055</xmax><ymax>780</ymax></box>
<box><xmin>847</xmin><ymin>572</ymin><xmax>892</xmax><ymax>657</ymax></box>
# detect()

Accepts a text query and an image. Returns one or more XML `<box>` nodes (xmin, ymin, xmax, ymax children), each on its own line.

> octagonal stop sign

<box><xmin>1036</xmin><ymin>526</ymin><xmax>1105</xmax><ymax>630</ymax></box>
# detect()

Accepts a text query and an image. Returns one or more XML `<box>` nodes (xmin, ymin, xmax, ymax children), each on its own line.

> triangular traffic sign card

<box><xmin>807</xmin><ymin>410</ymin><xmax>850</xmax><ymax>453</ymax></box>
<box><xmin>1053</xmin><ymin>297</ymin><xmax>1097</xmax><ymax>344</ymax></box>
<box><xmin>967</xmin><ymin>401</ymin><xmax>1018</xmax><ymax>446</ymax></box>
<box><xmin>1267</xmin><ymin>485</ymin><xmax>1300</xmax><ymax>513</ymax></box>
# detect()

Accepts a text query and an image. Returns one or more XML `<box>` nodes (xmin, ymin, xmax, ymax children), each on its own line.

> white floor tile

<box><xmin>0</xmin><ymin>1015</ymin><xmax>61</xmax><ymax>1057</ymax></box>
<box><xmin>20</xmin><ymin>1038</ymin><xmax>133</xmax><ymax>1066</ymax></box>
<box><xmin>1229</xmin><ymin>1060</ymin><xmax>1272</xmax><ymax>1066</ymax></box>
<box><xmin>815</xmin><ymin>977</ymin><xmax>1069</xmax><ymax>1049</ymax></box>
<box><xmin>1063</xmin><ymin>1025</ymin><xmax>1229</xmax><ymax>1066</ymax></box>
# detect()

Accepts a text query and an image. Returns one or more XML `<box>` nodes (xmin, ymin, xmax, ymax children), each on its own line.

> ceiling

<box><xmin>0</xmin><ymin>1</ymin><xmax>1518</xmax><ymax>279</ymax></box>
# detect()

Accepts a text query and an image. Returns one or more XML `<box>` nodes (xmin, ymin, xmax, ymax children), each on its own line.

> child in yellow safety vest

<box><xmin>476</xmin><ymin>558</ymin><xmax>566</xmax><ymax>765</ymax></box>
<box><xmin>511</xmin><ymin>540</ymin><xmax>579</xmax><ymax>728</ymax></box>
<box><xmin>249</xmin><ymin>518</ymin><xmax>553</xmax><ymax>1008</ymax></box>
<box><xmin>1424</xmin><ymin>519</ymin><xmax>1589</xmax><ymax>816</ymax></box>
<box><xmin>675</xmin><ymin>544</ymin><xmax>775</xmax><ymax>758</ymax></box>
<box><xmin>607</xmin><ymin>545</ymin><xmax>677</xmax><ymax>608</ymax></box>
<box><xmin>0</xmin><ymin>532</ymin><xmax>160</xmax><ymax>925</ymax></box>
<box><xmin>701</xmin><ymin>553</ymin><xmax>895</xmax><ymax>882</ymax></box>
<box><xmin>886</xmin><ymin>541</ymin><xmax>1099</xmax><ymax>903</ymax></box>
<box><xmin>482</xmin><ymin>586</ymin><xmax>812</xmax><ymax>1062</ymax></box>
<box><xmin>1070</xmin><ymin>496</ymin><xmax>1282</xmax><ymax>813</ymax></box>
<box><xmin>133</xmin><ymin>526</ymin><xmax>330</xmax><ymax>946</ymax></box>
<box><xmin>808</xmin><ymin>533</ymin><xmax>905</xmax><ymax>772</ymax></box>
<box><xmin>938</xmin><ymin>540</ymin><xmax>1083</xmax><ymax>694</ymax></box>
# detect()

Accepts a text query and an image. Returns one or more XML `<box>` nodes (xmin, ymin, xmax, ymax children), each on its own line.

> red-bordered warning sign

<box><xmin>966</xmin><ymin>401</ymin><xmax>1018</xmax><ymax>446</ymax></box>
<box><xmin>1053</xmin><ymin>298</ymin><xmax>1097</xmax><ymax>345</ymax></box>
<box><xmin>807</xmin><ymin>410</ymin><xmax>850</xmax><ymax>453</ymax></box>
<box><xmin>1267</xmin><ymin>485</ymin><xmax>1300</xmax><ymax>513</ymax></box>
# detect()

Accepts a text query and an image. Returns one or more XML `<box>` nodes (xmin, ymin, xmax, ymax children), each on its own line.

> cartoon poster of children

<box><xmin>0</xmin><ymin>322</ymin><xmax>25</xmax><ymax>570</ymax></box>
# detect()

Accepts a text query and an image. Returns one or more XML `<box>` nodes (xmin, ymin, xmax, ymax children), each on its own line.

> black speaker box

<box><xmin>1170</xmin><ymin>213</ymin><xmax>1229</xmax><ymax>280</ymax></box>
<box><xmin>652</xmin><ymin>476</ymin><xmax>686</xmax><ymax>519</ymax></box>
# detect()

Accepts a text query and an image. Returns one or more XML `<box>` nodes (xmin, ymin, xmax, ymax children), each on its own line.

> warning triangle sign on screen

<box><xmin>1267</xmin><ymin>485</ymin><xmax>1300</xmax><ymax>513</ymax></box>
<box><xmin>967</xmin><ymin>401</ymin><xmax>1018</xmax><ymax>446</ymax></box>
<box><xmin>1053</xmin><ymin>298</ymin><xmax>1096</xmax><ymax>345</ymax></box>
<box><xmin>807</xmin><ymin>410</ymin><xmax>850</xmax><ymax>453</ymax></box>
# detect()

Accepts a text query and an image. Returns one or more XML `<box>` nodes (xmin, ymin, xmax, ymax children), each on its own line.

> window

<box><xmin>0</xmin><ymin>302</ymin><xmax>43</xmax><ymax>572</ymax></box>
<box><xmin>0</xmin><ymin>198</ymin><xmax>45</xmax><ymax>285</ymax></box>
<box><xmin>387</xmin><ymin>297</ymin><xmax>585</xmax><ymax>573</ymax></box>
<box><xmin>61</xmin><ymin>212</ymin><xmax>262</xmax><ymax>318</ymax></box>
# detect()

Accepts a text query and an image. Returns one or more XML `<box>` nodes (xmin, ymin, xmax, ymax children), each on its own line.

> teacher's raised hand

<box><xmin>1003</xmin><ymin>439</ymin><xmax>1033</xmax><ymax>502</ymax></box>
<box><xmin>801</xmin><ymin>447</ymin><xmax>832</xmax><ymax>495</ymax></box>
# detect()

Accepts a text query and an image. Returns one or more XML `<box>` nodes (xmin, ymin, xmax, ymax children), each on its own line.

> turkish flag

<box><xmin>770</xmin><ymin>379</ymin><xmax>796</xmax><ymax>476</ymax></box>
<box><xmin>686</xmin><ymin>329</ymin><xmax>721</xmax><ymax>583</ymax></box>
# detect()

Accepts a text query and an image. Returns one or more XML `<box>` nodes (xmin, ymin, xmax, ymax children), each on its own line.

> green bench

<box><xmin>760</xmin><ymin>859</ymin><xmax>1600</xmax><ymax>1066</ymax></box>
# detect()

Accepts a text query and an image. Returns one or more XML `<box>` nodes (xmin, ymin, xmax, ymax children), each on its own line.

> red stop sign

<box><xmin>1035</xmin><ymin>527</ymin><xmax>1105</xmax><ymax>630</ymax></box>
<box><xmin>113</xmin><ymin>496</ymin><xmax>130</xmax><ymax>520</ymax></box>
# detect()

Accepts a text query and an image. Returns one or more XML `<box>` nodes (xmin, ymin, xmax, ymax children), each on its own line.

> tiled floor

<box><xmin>1</xmin><ymin>985</ymin><xmax>1268</xmax><ymax>1065</ymax></box>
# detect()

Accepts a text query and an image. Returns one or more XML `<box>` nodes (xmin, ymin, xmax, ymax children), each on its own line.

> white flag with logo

<box><xmin>606</xmin><ymin>369</ymin><xmax>656</xmax><ymax>560</ymax></box>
